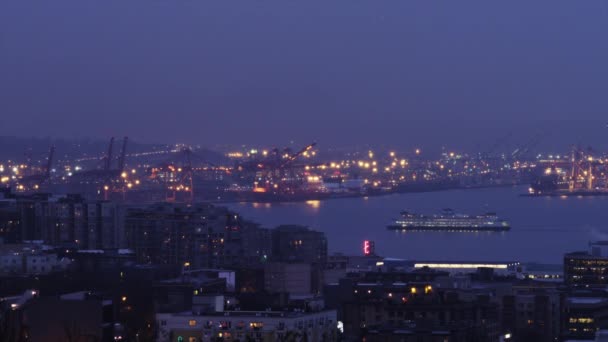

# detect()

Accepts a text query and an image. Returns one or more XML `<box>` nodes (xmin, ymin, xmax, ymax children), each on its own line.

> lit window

<box><xmin>570</xmin><ymin>317</ymin><xmax>594</xmax><ymax>324</ymax></box>
<box><xmin>250</xmin><ymin>322</ymin><xmax>263</xmax><ymax>329</ymax></box>
<box><xmin>189</xmin><ymin>320</ymin><xmax>197</xmax><ymax>327</ymax></box>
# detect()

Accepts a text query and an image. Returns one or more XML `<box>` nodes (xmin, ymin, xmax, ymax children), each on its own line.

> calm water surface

<box><xmin>225</xmin><ymin>186</ymin><xmax>608</xmax><ymax>264</ymax></box>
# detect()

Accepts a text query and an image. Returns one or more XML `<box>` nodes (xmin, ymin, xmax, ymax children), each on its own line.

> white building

<box><xmin>0</xmin><ymin>244</ymin><xmax>68</xmax><ymax>275</ymax></box>
<box><xmin>24</xmin><ymin>253</ymin><xmax>59</xmax><ymax>274</ymax></box>
<box><xmin>156</xmin><ymin>309</ymin><xmax>337</xmax><ymax>342</ymax></box>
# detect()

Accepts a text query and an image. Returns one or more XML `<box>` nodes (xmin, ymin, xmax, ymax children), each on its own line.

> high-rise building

<box><xmin>564</xmin><ymin>248</ymin><xmax>608</xmax><ymax>288</ymax></box>
<box><xmin>563</xmin><ymin>296</ymin><xmax>608</xmax><ymax>340</ymax></box>
<box><xmin>54</xmin><ymin>194</ymin><xmax>87</xmax><ymax>246</ymax></box>
<box><xmin>271</xmin><ymin>225</ymin><xmax>327</xmax><ymax>264</ymax></box>
<box><xmin>8</xmin><ymin>192</ymin><xmax>124</xmax><ymax>249</ymax></box>
<box><xmin>264</xmin><ymin>262</ymin><xmax>312</xmax><ymax>295</ymax></box>
<box><xmin>85</xmin><ymin>201</ymin><xmax>124</xmax><ymax>250</ymax></box>
<box><xmin>124</xmin><ymin>203</ymin><xmax>271</xmax><ymax>268</ymax></box>
<box><xmin>29</xmin><ymin>194</ymin><xmax>124</xmax><ymax>249</ymax></box>
<box><xmin>16</xmin><ymin>193</ymin><xmax>51</xmax><ymax>241</ymax></box>
<box><xmin>0</xmin><ymin>193</ymin><xmax>19</xmax><ymax>243</ymax></box>
<box><xmin>501</xmin><ymin>281</ymin><xmax>563</xmax><ymax>342</ymax></box>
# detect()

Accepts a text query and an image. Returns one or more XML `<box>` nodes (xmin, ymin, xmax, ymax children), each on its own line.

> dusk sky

<box><xmin>2</xmin><ymin>1</ymin><xmax>608</xmax><ymax>151</ymax></box>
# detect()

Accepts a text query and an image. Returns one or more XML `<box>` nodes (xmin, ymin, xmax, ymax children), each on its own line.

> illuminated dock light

<box><xmin>414</xmin><ymin>263</ymin><xmax>508</xmax><ymax>269</ymax></box>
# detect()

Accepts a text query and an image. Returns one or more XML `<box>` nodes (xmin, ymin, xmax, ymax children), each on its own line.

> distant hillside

<box><xmin>0</xmin><ymin>136</ymin><xmax>228</xmax><ymax>166</ymax></box>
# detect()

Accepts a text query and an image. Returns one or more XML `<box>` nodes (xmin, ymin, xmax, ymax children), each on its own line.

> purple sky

<box><xmin>1</xmin><ymin>1</ymin><xmax>608</xmax><ymax>151</ymax></box>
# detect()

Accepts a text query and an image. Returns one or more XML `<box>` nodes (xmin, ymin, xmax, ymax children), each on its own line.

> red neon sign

<box><xmin>364</xmin><ymin>240</ymin><xmax>371</xmax><ymax>256</ymax></box>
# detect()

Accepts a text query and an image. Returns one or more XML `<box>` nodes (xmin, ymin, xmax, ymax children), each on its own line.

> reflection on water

<box><xmin>251</xmin><ymin>202</ymin><xmax>272</xmax><ymax>209</ymax></box>
<box><xmin>306</xmin><ymin>200</ymin><xmax>321</xmax><ymax>209</ymax></box>
<box><xmin>226</xmin><ymin>186</ymin><xmax>608</xmax><ymax>263</ymax></box>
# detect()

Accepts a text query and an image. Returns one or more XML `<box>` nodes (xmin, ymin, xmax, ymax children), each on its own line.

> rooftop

<box><xmin>567</xmin><ymin>297</ymin><xmax>608</xmax><ymax>305</ymax></box>
<box><xmin>164</xmin><ymin>309</ymin><xmax>335</xmax><ymax>319</ymax></box>
<box><xmin>565</xmin><ymin>252</ymin><xmax>608</xmax><ymax>260</ymax></box>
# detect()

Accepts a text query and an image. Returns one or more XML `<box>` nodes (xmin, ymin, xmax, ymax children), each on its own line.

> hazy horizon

<box><xmin>2</xmin><ymin>1</ymin><xmax>608</xmax><ymax>151</ymax></box>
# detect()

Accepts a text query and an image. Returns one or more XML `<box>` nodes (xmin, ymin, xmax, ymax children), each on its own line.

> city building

<box><xmin>264</xmin><ymin>262</ymin><xmax>312</xmax><ymax>296</ymax></box>
<box><xmin>10</xmin><ymin>193</ymin><xmax>125</xmax><ymax>249</ymax></box>
<box><xmin>324</xmin><ymin>253</ymin><xmax>384</xmax><ymax>285</ymax></box>
<box><xmin>0</xmin><ymin>190</ymin><xmax>19</xmax><ymax>243</ymax></box>
<box><xmin>154</xmin><ymin>269</ymin><xmax>235</xmax><ymax>315</ymax></box>
<box><xmin>0</xmin><ymin>290</ymin><xmax>119</xmax><ymax>341</ymax></box>
<box><xmin>563</xmin><ymin>296</ymin><xmax>608</xmax><ymax>341</ymax></box>
<box><xmin>0</xmin><ymin>243</ymin><xmax>68</xmax><ymax>275</ymax></box>
<box><xmin>414</xmin><ymin>261</ymin><xmax>522</xmax><ymax>276</ymax></box>
<box><xmin>590</xmin><ymin>241</ymin><xmax>608</xmax><ymax>258</ymax></box>
<box><xmin>500</xmin><ymin>281</ymin><xmax>563</xmax><ymax>342</ymax></box>
<box><xmin>596</xmin><ymin>330</ymin><xmax>608</xmax><ymax>341</ymax></box>
<box><xmin>15</xmin><ymin>193</ymin><xmax>51</xmax><ymax>241</ymax></box>
<box><xmin>84</xmin><ymin>199</ymin><xmax>125</xmax><ymax>250</ymax></box>
<box><xmin>325</xmin><ymin>269</ymin><xmax>500</xmax><ymax>341</ymax></box>
<box><xmin>124</xmin><ymin>203</ymin><xmax>272</xmax><ymax>268</ymax></box>
<box><xmin>271</xmin><ymin>225</ymin><xmax>328</xmax><ymax>264</ymax></box>
<box><xmin>564</xmin><ymin>251</ymin><xmax>608</xmax><ymax>288</ymax></box>
<box><xmin>156</xmin><ymin>309</ymin><xmax>337</xmax><ymax>342</ymax></box>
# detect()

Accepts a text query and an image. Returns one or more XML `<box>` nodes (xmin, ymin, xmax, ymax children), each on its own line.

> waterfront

<box><xmin>227</xmin><ymin>185</ymin><xmax>608</xmax><ymax>264</ymax></box>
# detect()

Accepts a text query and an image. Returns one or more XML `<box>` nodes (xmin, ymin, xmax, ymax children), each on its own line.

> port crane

<box><xmin>236</xmin><ymin>142</ymin><xmax>316</xmax><ymax>173</ymax></box>
<box><xmin>567</xmin><ymin>145</ymin><xmax>601</xmax><ymax>192</ymax></box>
<box><xmin>16</xmin><ymin>145</ymin><xmax>55</xmax><ymax>190</ymax></box>
<box><xmin>511</xmin><ymin>132</ymin><xmax>545</xmax><ymax>160</ymax></box>
<box><xmin>67</xmin><ymin>137</ymin><xmax>130</xmax><ymax>200</ymax></box>
<box><xmin>279</xmin><ymin>142</ymin><xmax>317</xmax><ymax>169</ymax></box>
<box><xmin>103</xmin><ymin>137</ymin><xmax>115</xmax><ymax>172</ymax></box>
<box><xmin>72</xmin><ymin>137</ymin><xmax>129</xmax><ymax>180</ymax></box>
<box><xmin>148</xmin><ymin>146</ymin><xmax>220</xmax><ymax>203</ymax></box>
<box><xmin>162</xmin><ymin>147</ymin><xmax>194</xmax><ymax>203</ymax></box>
<box><xmin>244</xmin><ymin>142</ymin><xmax>317</xmax><ymax>192</ymax></box>
<box><xmin>117</xmin><ymin>136</ymin><xmax>128</xmax><ymax>175</ymax></box>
